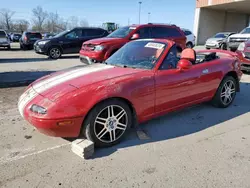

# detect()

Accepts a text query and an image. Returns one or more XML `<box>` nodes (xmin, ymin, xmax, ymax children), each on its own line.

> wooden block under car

<box><xmin>71</xmin><ymin>139</ymin><xmax>94</xmax><ymax>159</ymax></box>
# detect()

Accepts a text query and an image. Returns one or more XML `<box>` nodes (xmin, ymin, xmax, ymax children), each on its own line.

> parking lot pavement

<box><xmin>0</xmin><ymin>71</ymin><xmax>250</xmax><ymax>187</ymax></box>
<box><xmin>0</xmin><ymin>43</ymin><xmax>82</xmax><ymax>87</ymax></box>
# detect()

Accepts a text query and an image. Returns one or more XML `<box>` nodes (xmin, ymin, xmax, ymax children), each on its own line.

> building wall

<box><xmin>224</xmin><ymin>12</ymin><xmax>248</xmax><ymax>32</ymax></box>
<box><xmin>196</xmin><ymin>0</ymin><xmax>235</xmax><ymax>8</ymax></box>
<box><xmin>194</xmin><ymin>8</ymin><xmax>225</xmax><ymax>44</ymax></box>
<box><xmin>193</xmin><ymin>8</ymin><xmax>249</xmax><ymax>44</ymax></box>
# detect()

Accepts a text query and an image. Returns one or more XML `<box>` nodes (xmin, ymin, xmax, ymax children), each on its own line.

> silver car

<box><xmin>205</xmin><ymin>32</ymin><xmax>235</xmax><ymax>50</ymax></box>
<box><xmin>0</xmin><ymin>30</ymin><xmax>11</xmax><ymax>50</ymax></box>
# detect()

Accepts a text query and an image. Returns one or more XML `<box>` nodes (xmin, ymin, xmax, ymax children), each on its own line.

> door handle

<box><xmin>202</xmin><ymin>69</ymin><xmax>209</xmax><ymax>74</ymax></box>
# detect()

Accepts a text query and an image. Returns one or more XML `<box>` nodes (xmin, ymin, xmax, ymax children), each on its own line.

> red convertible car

<box><xmin>18</xmin><ymin>39</ymin><xmax>242</xmax><ymax>147</ymax></box>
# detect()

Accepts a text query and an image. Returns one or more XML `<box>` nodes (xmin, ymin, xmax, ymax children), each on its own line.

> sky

<box><xmin>1</xmin><ymin>0</ymin><xmax>196</xmax><ymax>31</ymax></box>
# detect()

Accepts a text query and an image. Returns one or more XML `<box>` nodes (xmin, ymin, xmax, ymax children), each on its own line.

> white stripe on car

<box><xmin>18</xmin><ymin>64</ymin><xmax>114</xmax><ymax>117</ymax></box>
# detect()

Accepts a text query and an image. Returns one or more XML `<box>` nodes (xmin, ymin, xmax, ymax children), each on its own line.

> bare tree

<box><xmin>32</xmin><ymin>6</ymin><xmax>47</xmax><ymax>32</ymax></box>
<box><xmin>0</xmin><ymin>9</ymin><xmax>15</xmax><ymax>30</ymax></box>
<box><xmin>44</xmin><ymin>12</ymin><xmax>59</xmax><ymax>33</ymax></box>
<box><xmin>80</xmin><ymin>19</ymin><xmax>89</xmax><ymax>27</ymax></box>
<box><xmin>66</xmin><ymin>16</ymin><xmax>79</xmax><ymax>29</ymax></box>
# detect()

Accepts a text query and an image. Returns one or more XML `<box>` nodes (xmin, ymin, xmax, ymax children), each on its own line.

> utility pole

<box><xmin>148</xmin><ymin>12</ymin><xmax>151</xmax><ymax>23</ymax></box>
<box><xmin>139</xmin><ymin>1</ymin><xmax>142</xmax><ymax>24</ymax></box>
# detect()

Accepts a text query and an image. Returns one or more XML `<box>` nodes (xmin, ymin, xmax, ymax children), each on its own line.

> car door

<box><xmin>154</xmin><ymin>45</ymin><xmax>203</xmax><ymax>113</ymax></box>
<box><xmin>61</xmin><ymin>29</ymin><xmax>83</xmax><ymax>53</ymax></box>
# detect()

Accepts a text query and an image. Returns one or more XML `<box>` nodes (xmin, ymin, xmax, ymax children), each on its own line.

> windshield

<box><xmin>240</xmin><ymin>28</ymin><xmax>250</xmax><ymax>34</ymax></box>
<box><xmin>27</xmin><ymin>33</ymin><xmax>42</xmax><ymax>39</ymax></box>
<box><xmin>214</xmin><ymin>33</ymin><xmax>227</xmax><ymax>38</ymax></box>
<box><xmin>54</xmin><ymin>30</ymin><xmax>70</xmax><ymax>38</ymax></box>
<box><xmin>0</xmin><ymin>31</ymin><xmax>6</xmax><ymax>37</ymax></box>
<box><xmin>106</xmin><ymin>26</ymin><xmax>136</xmax><ymax>38</ymax></box>
<box><xmin>106</xmin><ymin>40</ymin><xmax>167</xmax><ymax>70</ymax></box>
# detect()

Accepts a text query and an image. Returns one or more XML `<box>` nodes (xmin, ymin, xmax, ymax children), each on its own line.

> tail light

<box><xmin>24</xmin><ymin>36</ymin><xmax>27</xmax><ymax>41</ymax></box>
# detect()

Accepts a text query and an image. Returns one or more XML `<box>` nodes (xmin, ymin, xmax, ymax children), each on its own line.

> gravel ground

<box><xmin>1</xmin><ymin>44</ymin><xmax>250</xmax><ymax>188</ymax></box>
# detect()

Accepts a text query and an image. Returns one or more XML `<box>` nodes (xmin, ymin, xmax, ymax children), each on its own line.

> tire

<box><xmin>82</xmin><ymin>99</ymin><xmax>132</xmax><ymax>148</ymax></box>
<box><xmin>186</xmin><ymin>42</ymin><xmax>193</xmax><ymax>48</ymax></box>
<box><xmin>206</xmin><ymin>47</ymin><xmax>210</xmax><ymax>50</ymax></box>
<box><xmin>211</xmin><ymin>76</ymin><xmax>237</xmax><ymax>108</ymax></box>
<box><xmin>220</xmin><ymin>43</ymin><xmax>227</xmax><ymax>50</ymax></box>
<box><xmin>48</xmin><ymin>47</ymin><xmax>62</xmax><ymax>59</ymax></box>
<box><xmin>7</xmin><ymin>45</ymin><xmax>11</xmax><ymax>50</ymax></box>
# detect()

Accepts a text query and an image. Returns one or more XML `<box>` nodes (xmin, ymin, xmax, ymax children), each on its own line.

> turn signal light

<box><xmin>57</xmin><ymin>120</ymin><xmax>73</xmax><ymax>126</ymax></box>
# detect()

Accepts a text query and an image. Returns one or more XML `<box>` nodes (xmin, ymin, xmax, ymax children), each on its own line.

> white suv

<box><xmin>182</xmin><ymin>28</ymin><xmax>195</xmax><ymax>48</ymax></box>
<box><xmin>0</xmin><ymin>30</ymin><xmax>11</xmax><ymax>50</ymax></box>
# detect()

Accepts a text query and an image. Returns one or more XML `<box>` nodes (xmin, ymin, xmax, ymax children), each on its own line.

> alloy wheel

<box><xmin>94</xmin><ymin>105</ymin><xmax>128</xmax><ymax>143</ymax></box>
<box><xmin>220</xmin><ymin>80</ymin><xmax>236</xmax><ymax>105</ymax></box>
<box><xmin>50</xmin><ymin>48</ymin><xmax>61</xmax><ymax>59</ymax></box>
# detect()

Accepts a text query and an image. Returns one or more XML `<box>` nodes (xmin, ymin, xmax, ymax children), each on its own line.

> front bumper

<box><xmin>26</xmin><ymin>115</ymin><xmax>84</xmax><ymax>137</ymax></box>
<box><xmin>0</xmin><ymin>42</ymin><xmax>10</xmax><ymax>47</ymax></box>
<box><xmin>79</xmin><ymin>55</ymin><xmax>101</xmax><ymax>65</ymax></box>
<box><xmin>205</xmin><ymin>42</ymin><xmax>220</xmax><ymax>49</ymax></box>
<box><xmin>227</xmin><ymin>42</ymin><xmax>242</xmax><ymax>50</ymax></box>
<box><xmin>79</xmin><ymin>49</ymin><xmax>105</xmax><ymax>63</ymax></box>
<box><xmin>34</xmin><ymin>44</ymin><xmax>47</xmax><ymax>54</ymax></box>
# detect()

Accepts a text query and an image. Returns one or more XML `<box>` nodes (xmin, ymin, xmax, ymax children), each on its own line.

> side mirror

<box><xmin>177</xmin><ymin>59</ymin><xmax>192</xmax><ymax>71</ymax></box>
<box><xmin>131</xmin><ymin>33</ymin><xmax>140</xmax><ymax>40</ymax></box>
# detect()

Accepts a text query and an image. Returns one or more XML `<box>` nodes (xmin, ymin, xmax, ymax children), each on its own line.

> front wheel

<box><xmin>82</xmin><ymin>99</ymin><xmax>132</xmax><ymax>148</ymax></box>
<box><xmin>212</xmin><ymin>76</ymin><xmax>237</xmax><ymax>108</ymax></box>
<box><xmin>48</xmin><ymin>47</ymin><xmax>62</xmax><ymax>59</ymax></box>
<box><xmin>220</xmin><ymin>43</ymin><xmax>227</xmax><ymax>50</ymax></box>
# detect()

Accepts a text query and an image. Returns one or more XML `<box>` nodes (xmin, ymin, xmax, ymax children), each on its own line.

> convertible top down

<box><xmin>18</xmin><ymin>39</ymin><xmax>242</xmax><ymax>147</ymax></box>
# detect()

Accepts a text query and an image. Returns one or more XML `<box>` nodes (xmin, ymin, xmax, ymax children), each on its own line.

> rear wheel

<box><xmin>48</xmin><ymin>47</ymin><xmax>62</xmax><ymax>59</ymax></box>
<box><xmin>212</xmin><ymin>76</ymin><xmax>237</xmax><ymax>108</ymax></box>
<box><xmin>82</xmin><ymin>99</ymin><xmax>132</xmax><ymax>148</ymax></box>
<box><xmin>7</xmin><ymin>45</ymin><xmax>11</xmax><ymax>50</ymax></box>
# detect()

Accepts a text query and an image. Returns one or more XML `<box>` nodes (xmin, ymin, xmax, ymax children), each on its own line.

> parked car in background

<box><xmin>18</xmin><ymin>39</ymin><xmax>242</xmax><ymax>147</ymax></box>
<box><xmin>236</xmin><ymin>41</ymin><xmax>250</xmax><ymax>73</ymax></box>
<box><xmin>227</xmin><ymin>27</ymin><xmax>250</xmax><ymax>51</ymax></box>
<box><xmin>34</xmin><ymin>27</ymin><xmax>109</xmax><ymax>59</ymax></box>
<box><xmin>11</xmin><ymin>33</ymin><xmax>22</xmax><ymax>42</ymax></box>
<box><xmin>205</xmin><ymin>32</ymin><xmax>235</xmax><ymax>50</ymax></box>
<box><xmin>20</xmin><ymin>31</ymin><xmax>42</xmax><ymax>50</ymax></box>
<box><xmin>181</xmin><ymin>28</ymin><xmax>195</xmax><ymax>48</ymax></box>
<box><xmin>0</xmin><ymin>30</ymin><xmax>11</xmax><ymax>50</ymax></box>
<box><xmin>79</xmin><ymin>23</ymin><xmax>186</xmax><ymax>64</ymax></box>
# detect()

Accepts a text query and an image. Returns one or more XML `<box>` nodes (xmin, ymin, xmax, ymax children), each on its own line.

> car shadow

<box><xmin>66</xmin><ymin>82</ymin><xmax>250</xmax><ymax>159</ymax></box>
<box><xmin>59</xmin><ymin>55</ymin><xmax>79</xmax><ymax>59</ymax></box>
<box><xmin>0</xmin><ymin>58</ymin><xmax>53</xmax><ymax>63</ymax></box>
<box><xmin>0</xmin><ymin>71</ymin><xmax>55</xmax><ymax>88</ymax></box>
<box><xmin>0</xmin><ymin>48</ymin><xmax>21</xmax><ymax>52</ymax></box>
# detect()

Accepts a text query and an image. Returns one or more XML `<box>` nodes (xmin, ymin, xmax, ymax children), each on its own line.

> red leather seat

<box><xmin>181</xmin><ymin>48</ymin><xmax>196</xmax><ymax>64</ymax></box>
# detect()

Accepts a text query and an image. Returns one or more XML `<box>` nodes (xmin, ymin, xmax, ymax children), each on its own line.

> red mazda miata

<box><xmin>18</xmin><ymin>39</ymin><xmax>242</xmax><ymax>147</ymax></box>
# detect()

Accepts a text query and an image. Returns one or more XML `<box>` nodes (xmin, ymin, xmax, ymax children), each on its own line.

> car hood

<box><xmin>31</xmin><ymin>63</ymin><xmax>145</xmax><ymax>101</ymax></box>
<box><xmin>83</xmin><ymin>37</ymin><xmax>126</xmax><ymax>45</ymax></box>
<box><xmin>206</xmin><ymin>38</ymin><xmax>225</xmax><ymax>42</ymax></box>
<box><xmin>35</xmin><ymin>39</ymin><xmax>51</xmax><ymax>44</ymax></box>
<box><xmin>229</xmin><ymin>33</ymin><xmax>250</xmax><ymax>38</ymax></box>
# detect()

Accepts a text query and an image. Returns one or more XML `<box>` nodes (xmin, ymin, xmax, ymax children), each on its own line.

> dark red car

<box><xmin>18</xmin><ymin>39</ymin><xmax>242</xmax><ymax>148</ymax></box>
<box><xmin>236</xmin><ymin>41</ymin><xmax>250</xmax><ymax>72</ymax></box>
<box><xmin>79</xmin><ymin>23</ymin><xmax>187</xmax><ymax>65</ymax></box>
